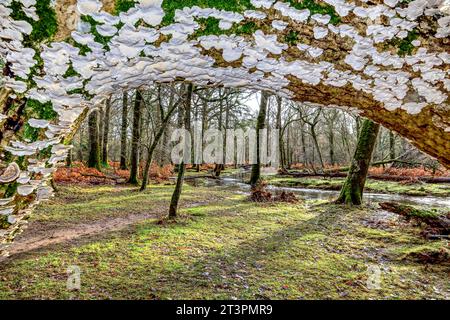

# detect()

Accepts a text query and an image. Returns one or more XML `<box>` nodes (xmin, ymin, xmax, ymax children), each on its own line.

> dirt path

<box><xmin>1</xmin><ymin>212</ymin><xmax>156</xmax><ymax>261</ymax></box>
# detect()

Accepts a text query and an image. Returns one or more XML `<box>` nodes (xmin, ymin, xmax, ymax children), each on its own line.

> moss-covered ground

<box><xmin>0</xmin><ymin>183</ymin><xmax>448</xmax><ymax>299</ymax></box>
<box><xmin>266</xmin><ymin>176</ymin><xmax>450</xmax><ymax>197</ymax></box>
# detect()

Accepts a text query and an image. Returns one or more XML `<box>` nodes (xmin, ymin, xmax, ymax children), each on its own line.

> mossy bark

<box><xmin>87</xmin><ymin>110</ymin><xmax>101</xmax><ymax>170</ymax></box>
<box><xmin>336</xmin><ymin>119</ymin><xmax>380</xmax><ymax>205</ymax></box>
<box><xmin>168</xmin><ymin>161</ymin><xmax>186</xmax><ymax>219</ymax></box>
<box><xmin>128</xmin><ymin>90</ymin><xmax>142</xmax><ymax>185</ymax></box>
<box><xmin>250</xmin><ymin>91</ymin><xmax>269</xmax><ymax>186</ymax></box>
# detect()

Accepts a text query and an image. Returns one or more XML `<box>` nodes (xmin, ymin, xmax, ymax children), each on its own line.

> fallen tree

<box><xmin>379</xmin><ymin>202</ymin><xmax>450</xmax><ymax>238</ymax></box>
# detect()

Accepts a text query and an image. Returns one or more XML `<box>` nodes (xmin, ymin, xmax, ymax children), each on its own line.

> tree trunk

<box><xmin>329</xmin><ymin>129</ymin><xmax>335</xmax><ymax>166</ymax></box>
<box><xmin>276</xmin><ymin>96</ymin><xmax>285</xmax><ymax>171</ymax></box>
<box><xmin>169</xmin><ymin>161</ymin><xmax>186</xmax><ymax>218</ymax></box>
<box><xmin>169</xmin><ymin>84</ymin><xmax>193</xmax><ymax>218</ymax></box>
<box><xmin>88</xmin><ymin>110</ymin><xmax>101</xmax><ymax>170</ymax></box>
<box><xmin>66</xmin><ymin>147</ymin><xmax>72</xmax><ymax>167</ymax></box>
<box><xmin>214</xmin><ymin>94</ymin><xmax>224</xmax><ymax>177</ymax></box>
<box><xmin>128</xmin><ymin>90</ymin><xmax>143</xmax><ymax>184</ymax></box>
<box><xmin>77</xmin><ymin>125</ymin><xmax>84</xmax><ymax>162</ymax></box>
<box><xmin>250</xmin><ymin>91</ymin><xmax>269</xmax><ymax>186</ymax></box>
<box><xmin>336</xmin><ymin>119</ymin><xmax>381</xmax><ymax>205</ymax></box>
<box><xmin>300</xmin><ymin>123</ymin><xmax>306</xmax><ymax>167</ymax></box>
<box><xmin>98</xmin><ymin>106</ymin><xmax>104</xmax><ymax>154</ymax></box>
<box><xmin>120</xmin><ymin>91</ymin><xmax>128</xmax><ymax>170</ymax></box>
<box><xmin>101</xmin><ymin>96</ymin><xmax>111</xmax><ymax>166</ymax></box>
<box><xmin>140</xmin><ymin>102</ymin><xmax>178</xmax><ymax>191</ymax></box>
<box><xmin>389</xmin><ymin>131</ymin><xmax>396</xmax><ymax>160</ymax></box>
<box><xmin>310</xmin><ymin>124</ymin><xmax>325</xmax><ymax>171</ymax></box>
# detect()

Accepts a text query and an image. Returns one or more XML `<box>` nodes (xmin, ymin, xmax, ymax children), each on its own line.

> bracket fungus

<box><xmin>0</xmin><ymin>0</ymin><xmax>449</xmax><ymax>254</ymax></box>
<box><xmin>0</xmin><ymin>162</ymin><xmax>20</xmax><ymax>184</ymax></box>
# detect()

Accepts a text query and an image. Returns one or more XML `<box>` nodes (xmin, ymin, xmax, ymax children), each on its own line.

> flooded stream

<box><xmin>186</xmin><ymin>172</ymin><xmax>450</xmax><ymax>208</ymax></box>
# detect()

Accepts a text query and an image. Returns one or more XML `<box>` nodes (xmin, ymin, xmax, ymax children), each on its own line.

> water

<box><xmin>186</xmin><ymin>172</ymin><xmax>450</xmax><ymax>208</ymax></box>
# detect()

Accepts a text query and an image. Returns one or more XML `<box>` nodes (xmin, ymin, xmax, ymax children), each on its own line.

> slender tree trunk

<box><xmin>276</xmin><ymin>96</ymin><xmax>285</xmax><ymax>171</ymax></box>
<box><xmin>310</xmin><ymin>124</ymin><xmax>325</xmax><ymax>171</ymax></box>
<box><xmin>88</xmin><ymin>110</ymin><xmax>101</xmax><ymax>170</ymax></box>
<box><xmin>120</xmin><ymin>91</ymin><xmax>128</xmax><ymax>170</ymax></box>
<box><xmin>169</xmin><ymin>161</ymin><xmax>186</xmax><ymax>218</ymax></box>
<box><xmin>140</xmin><ymin>104</ymin><xmax>178</xmax><ymax>191</ymax></box>
<box><xmin>336</xmin><ymin>119</ymin><xmax>381</xmax><ymax>205</ymax></box>
<box><xmin>300</xmin><ymin>123</ymin><xmax>306</xmax><ymax>167</ymax></box>
<box><xmin>129</xmin><ymin>90</ymin><xmax>143</xmax><ymax>184</ymax></box>
<box><xmin>169</xmin><ymin>84</ymin><xmax>193</xmax><ymax>218</ymax></box>
<box><xmin>389</xmin><ymin>131</ymin><xmax>396</xmax><ymax>160</ymax></box>
<box><xmin>66</xmin><ymin>147</ymin><xmax>73</xmax><ymax>167</ymax></box>
<box><xmin>98</xmin><ymin>106</ymin><xmax>104</xmax><ymax>154</ymax></box>
<box><xmin>77</xmin><ymin>126</ymin><xmax>84</xmax><ymax>162</ymax></box>
<box><xmin>329</xmin><ymin>129</ymin><xmax>335</xmax><ymax>166</ymax></box>
<box><xmin>250</xmin><ymin>91</ymin><xmax>269</xmax><ymax>186</ymax></box>
<box><xmin>101</xmin><ymin>96</ymin><xmax>111</xmax><ymax>166</ymax></box>
<box><xmin>214</xmin><ymin>94</ymin><xmax>224</xmax><ymax>177</ymax></box>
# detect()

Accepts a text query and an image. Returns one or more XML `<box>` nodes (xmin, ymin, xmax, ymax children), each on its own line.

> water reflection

<box><xmin>185</xmin><ymin>173</ymin><xmax>450</xmax><ymax>208</ymax></box>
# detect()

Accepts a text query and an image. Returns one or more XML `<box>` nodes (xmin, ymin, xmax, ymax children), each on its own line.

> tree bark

<box><xmin>169</xmin><ymin>84</ymin><xmax>193</xmax><ymax>218</ymax></box>
<box><xmin>214</xmin><ymin>91</ymin><xmax>224</xmax><ymax>177</ymax></box>
<box><xmin>120</xmin><ymin>91</ymin><xmax>128</xmax><ymax>170</ymax></box>
<box><xmin>389</xmin><ymin>131</ymin><xmax>396</xmax><ymax>160</ymax></box>
<box><xmin>276</xmin><ymin>96</ymin><xmax>285</xmax><ymax>171</ymax></box>
<box><xmin>140</xmin><ymin>101</ymin><xmax>178</xmax><ymax>191</ymax></box>
<box><xmin>250</xmin><ymin>91</ymin><xmax>269</xmax><ymax>186</ymax></box>
<box><xmin>128</xmin><ymin>90</ymin><xmax>143</xmax><ymax>184</ymax></box>
<box><xmin>101</xmin><ymin>96</ymin><xmax>111</xmax><ymax>166</ymax></box>
<box><xmin>336</xmin><ymin>119</ymin><xmax>381</xmax><ymax>205</ymax></box>
<box><xmin>87</xmin><ymin>110</ymin><xmax>101</xmax><ymax>170</ymax></box>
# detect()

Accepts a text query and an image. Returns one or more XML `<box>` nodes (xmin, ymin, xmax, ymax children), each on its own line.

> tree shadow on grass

<box><xmin>156</xmin><ymin>203</ymin><xmax>364</xmax><ymax>298</ymax></box>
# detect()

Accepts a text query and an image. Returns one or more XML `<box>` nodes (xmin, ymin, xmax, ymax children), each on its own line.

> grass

<box><xmin>0</xmin><ymin>183</ymin><xmax>448</xmax><ymax>299</ymax></box>
<box><xmin>266</xmin><ymin>176</ymin><xmax>450</xmax><ymax>197</ymax></box>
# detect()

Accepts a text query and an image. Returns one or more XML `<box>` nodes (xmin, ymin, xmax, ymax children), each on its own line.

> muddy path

<box><xmin>1</xmin><ymin>212</ymin><xmax>156</xmax><ymax>261</ymax></box>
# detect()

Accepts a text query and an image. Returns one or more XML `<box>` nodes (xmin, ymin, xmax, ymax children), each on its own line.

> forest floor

<box><xmin>0</xmin><ymin>182</ymin><xmax>448</xmax><ymax>300</ymax></box>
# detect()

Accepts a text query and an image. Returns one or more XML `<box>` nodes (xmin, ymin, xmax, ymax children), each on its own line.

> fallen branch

<box><xmin>379</xmin><ymin>202</ymin><xmax>449</xmax><ymax>234</ymax></box>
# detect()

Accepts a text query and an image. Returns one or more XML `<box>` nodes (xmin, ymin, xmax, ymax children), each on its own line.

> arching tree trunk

<box><xmin>88</xmin><ymin>110</ymin><xmax>101</xmax><ymax>170</ymax></box>
<box><xmin>120</xmin><ymin>91</ymin><xmax>128</xmax><ymax>170</ymax></box>
<box><xmin>250</xmin><ymin>91</ymin><xmax>269</xmax><ymax>186</ymax></box>
<box><xmin>129</xmin><ymin>90</ymin><xmax>142</xmax><ymax>184</ymax></box>
<box><xmin>336</xmin><ymin>119</ymin><xmax>381</xmax><ymax>205</ymax></box>
<box><xmin>101</xmin><ymin>96</ymin><xmax>111</xmax><ymax>166</ymax></box>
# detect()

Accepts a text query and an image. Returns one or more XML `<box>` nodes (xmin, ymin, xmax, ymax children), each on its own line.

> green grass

<box><xmin>0</xmin><ymin>184</ymin><xmax>448</xmax><ymax>299</ymax></box>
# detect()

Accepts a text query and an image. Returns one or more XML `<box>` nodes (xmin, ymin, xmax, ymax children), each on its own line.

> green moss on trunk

<box><xmin>336</xmin><ymin>119</ymin><xmax>380</xmax><ymax>205</ymax></box>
